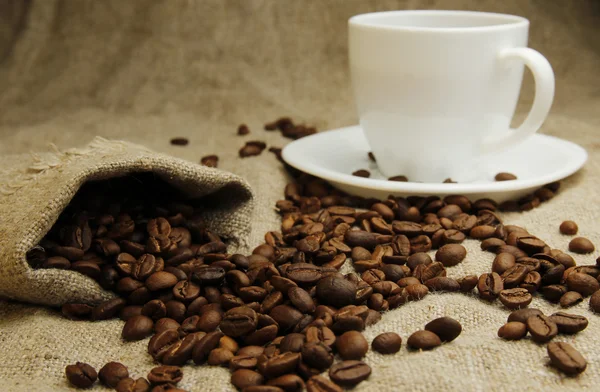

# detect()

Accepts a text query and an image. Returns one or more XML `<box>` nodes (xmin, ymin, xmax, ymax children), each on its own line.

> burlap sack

<box><xmin>0</xmin><ymin>137</ymin><xmax>254</xmax><ymax>306</ymax></box>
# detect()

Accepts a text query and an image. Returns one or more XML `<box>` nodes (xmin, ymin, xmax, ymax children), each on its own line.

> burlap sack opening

<box><xmin>0</xmin><ymin>137</ymin><xmax>254</xmax><ymax>307</ymax></box>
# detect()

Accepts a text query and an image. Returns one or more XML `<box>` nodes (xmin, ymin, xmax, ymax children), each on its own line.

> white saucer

<box><xmin>281</xmin><ymin>125</ymin><xmax>587</xmax><ymax>202</ymax></box>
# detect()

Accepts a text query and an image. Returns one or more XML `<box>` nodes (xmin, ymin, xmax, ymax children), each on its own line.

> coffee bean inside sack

<box><xmin>24</xmin><ymin>117</ymin><xmax>595</xmax><ymax>390</ymax></box>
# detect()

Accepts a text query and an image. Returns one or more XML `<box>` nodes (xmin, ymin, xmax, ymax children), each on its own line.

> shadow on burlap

<box><xmin>0</xmin><ymin>1</ymin><xmax>598</xmax><ymax>391</ymax></box>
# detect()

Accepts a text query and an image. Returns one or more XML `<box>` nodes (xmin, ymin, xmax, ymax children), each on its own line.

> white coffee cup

<box><xmin>349</xmin><ymin>10</ymin><xmax>554</xmax><ymax>183</ymax></box>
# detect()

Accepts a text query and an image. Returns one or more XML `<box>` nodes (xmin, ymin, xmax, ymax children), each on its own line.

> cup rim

<box><xmin>349</xmin><ymin>10</ymin><xmax>529</xmax><ymax>32</ymax></box>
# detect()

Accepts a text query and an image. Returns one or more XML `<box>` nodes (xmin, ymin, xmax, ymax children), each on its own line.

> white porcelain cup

<box><xmin>349</xmin><ymin>10</ymin><xmax>555</xmax><ymax>182</ymax></box>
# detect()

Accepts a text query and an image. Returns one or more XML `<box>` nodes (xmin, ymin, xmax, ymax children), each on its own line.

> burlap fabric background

<box><xmin>0</xmin><ymin>1</ymin><xmax>598</xmax><ymax>391</ymax></box>
<box><xmin>0</xmin><ymin>137</ymin><xmax>254</xmax><ymax>306</ymax></box>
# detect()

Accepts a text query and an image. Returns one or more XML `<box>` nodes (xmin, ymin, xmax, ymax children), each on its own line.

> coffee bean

<box><xmin>481</xmin><ymin>238</ymin><xmax>506</xmax><ymax>252</ymax></box>
<box><xmin>424</xmin><ymin>277</ymin><xmax>460</xmax><ymax>292</ymax></box>
<box><xmin>328</xmin><ymin>360</ymin><xmax>371</xmax><ymax>387</ymax></box>
<box><xmin>146</xmin><ymin>271</ymin><xmax>178</xmax><ymax>291</ymax></box>
<box><xmin>336</xmin><ymin>331</ymin><xmax>368</xmax><ymax>360</ymax></box>
<box><xmin>407</xmin><ymin>330</ymin><xmax>442</xmax><ymax>350</ymax></box>
<box><xmin>569</xmin><ymin>237</ymin><xmax>595</xmax><ymax>254</ymax></box>
<box><xmin>470</xmin><ymin>225</ymin><xmax>496</xmax><ymax>240</ymax></box>
<box><xmin>498</xmin><ymin>322</ymin><xmax>527</xmax><ymax>340</ymax></box>
<box><xmin>239</xmin><ymin>141</ymin><xmax>267</xmax><ymax>157</ymax></box>
<box><xmin>507</xmin><ymin>308</ymin><xmax>543</xmax><ymax>324</ymax></box>
<box><xmin>92</xmin><ymin>298</ymin><xmax>126</xmax><ymax>321</ymax></box>
<box><xmin>316</xmin><ymin>275</ymin><xmax>356</xmax><ymax>308</ymax></box>
<box><xmin>388</xmin><ymin>175</ymin><xmax>408</xmax><ymax>182</ymax></box>
<box><xmin>147</xmin><ymin>365</ymin><xmax>183</xmax><ymax>384</ymax></box>
<box><xmin>492</xmin><ymin>253</ymin><xmax>515</xmax><ymax>275</ymax></box>
<box><xmin>266</xmin><ymin>374</ymin><xmax>305</xmax><ymax>392</ymax></box>
<box><xmin>99</xmin><ymin>362</ymin><xmax>129</xmax><ymax>388</ymax></box>
<box><xmin>288</xmin><ymin>287</ymin><xmax>316</xmax><ymax>313</ymax></box>
<box><xmin>142</xmin><ymin>300</ymin><xmax>167</xmax><ymax>320</ymax></box>
<box><xmin>560</xmin><ymin>221</ymin><xmax>578</xmax><ymax>235</ymax></box>
<box><xmin>548</xmin><ymin>312</ymin><xmax>588</xmax><ymax>334</ymax></box>
<box><xmin>259</xmin><ymin>351</ymin><xmax>302</xmax><ymax>378</ymax></box>
<box><xmin>301</xmin><ymin>342</ymin><xmax>334</xmax><ymax>370</ymax></box>
<box><xmin>220</xmin><ymin>306</ymin><xmax>258</xmax><ymax>337</ymax></box>
<box><xmin>65</xmin><ymin>362</ymin><xmax>97</xmax><ymax>388</ymax></box>
<box><xmin>155</xmin><ymin>318</ymin><xmax>181</xmax><ymax>333</ymax></box>
<box><xmin>371</xmin><ymin>332</ymin><xmax>402</xmax><ymax>354</ymax></box>
<box><xmin>411</xmin><ymin>234</ymin><xmax>432</xmax><ymax>252</ymax></box>
<box><xmin>457</xmin><ymin>275</ymin><xmax>478</xmax><ymax>292</ymax></box>
<box><xmin>116</xmin><ymin>377</ymin><xmax>150</xmax><ymax>392</ymax></box>
<box><xmin>352</xmin><ymin>169</ymin><xmax>370</xmax><ymax>178</ymax></box>
<box><xmin>424</xmin><ymin>317</ymin><xmax>462</xmax><ymax>342</ymax></box>
<box><xmin>498</xmin><ymin>288</ymin><xmax>532</xmax><ymax>309</ymax></box>
<box><xmin>207</xmin><ymin>348</ymin><xmax>235</xmax><ymax>366</ymax></box>
<box><xmin>547</xmin><ymin>342</ymin><xmax>587</xmax><ymax>375</ymax></box>
<box><xmin>541</xmin><ymin>284</ymin><xmax>568</xmax><ymax>303</ymax></box>
<box><xmin>590</xmin><ymin>290</ymin><xmax>600</xmax><ymax>313</ymax></box>
<box><xmin>122</xmin><ymin>315</ymin><xmax>154</xmax><ymax>341</ymax></box>
<box><xmin>192</xmin><ymin>331</ymin><xmax>224</xmax><ymax>364</ymax></box>
<box><xmin>526</xmin><ymin>314</ymin><xmax>558</xmax><ymax>343</ymax></box>
<box><xmin>306</xmin><ymin>375</ymin><xmax>343</xmax><ymax>392</ymax></box>
<box><xmin>170</xmin><ymin>137</ymin><xmax>189</xmax><ymax>146</ymax></box>
<box><xmin>560</xmin><ymin>291</ymin><xmax>583</xmax><ymax>308</ymax></box>
<box><xmin>286</xmin><ymin>263</ymin><xmax>323</xmax><ymax>285</ymax></box>
<box><xmin>435</xmin><ymin>244</ymin><xmax>466</xmax><ymax>266</ymax></box>
<box><xmin>477</xmin><ymin>272</ymin><xmax>503</xmax><ymax>301</ymax></box>
<box><xmin>442</xmin><ymin>229</ymin><xmax>465</xmax><ymax>244</ymax></box>
<box><xmin>566</xmin><ymin>272</ymin><xmax>599</xmax><ymax>296</ymax></box>
<box><xmin>495</xmin><ymin>172</ymin><xmax>517</xmax><ymax>181</ymax></box>
<box><xmin>270</xmin><ymin>305</ymin><xmax>303</xmax><ymax>333</ymax></box>
<box><xmin>62</xmin><ymin>303</ymin><xmax>94</xmax><ymax>320</ymax></box>
<box><xmin>344</xmin><ymin>230</ymin><xmax>378</xmax><ymax>249</ymax></box>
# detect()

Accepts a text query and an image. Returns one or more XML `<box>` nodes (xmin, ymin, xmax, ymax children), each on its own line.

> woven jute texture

<box><xmin>0</xmin><ymin>0</ymin><xmax>598</xmax><ymax>391</ymax></box>
<box><xmin>0</xmin><ymin>137</ymin><xmax>254</xmax><ymax>306</ymax></box>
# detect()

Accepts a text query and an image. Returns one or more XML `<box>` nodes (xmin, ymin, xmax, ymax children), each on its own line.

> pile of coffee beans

<box><xmin>27</xmin><ymin>119</ymin><xmax>600</xmax><ymax>388</ymax></box>
<box><xmin>66</xmin><ymin>361</ymin><xmax>186</xmax><ymax>391</ymax></box>
<box><xmin>497</xmin><ymin>308</ymin><xmax>588</xmax><ymax>375</ymax></box>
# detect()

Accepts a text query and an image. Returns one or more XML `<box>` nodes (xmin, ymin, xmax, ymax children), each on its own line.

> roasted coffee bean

<box><xmin>481</xmin><ymin>238</ymin><xmax>506</xmax><ymax>252</ymax></box>
<box><xmin>306</xmin><ymin>375</ymin><xmax>343</xmax><ymax>392</ymax></box>
<box><xmin>231</xmin><ymin>369</ymin><xmax>265</xmax><ymax>389</ymax></box>
<box><xmin>99</xmin><ymin>362</ymin><xmax>129</xmax><ymax>388</ymax></box>
<box><xmin>286</xmin><ymin>263</ymin><xmax>323</xmax><ymax>285</ymax></box>
<box><xmin>457</xmin><ymin>275</ymin><xmax>478</xmax><ymax>292</ymax></box>
<box><xmin>495</xmin><ymin>172</ymin><xmax>517</xmax><ymax>181</ymax></box>
<box><xmin>425</xmin><ymin>277</ymin><xmax>460</xmax><ymax>292</ymax></box>
<box><xmin>520</xmin><ymin>271</ymin><xmax>542</xmax><ymax>293</ymax></box>
<box><xmin>192</xmin><ymin>331</ymin><xmax>224</xmax><ymax>364</ymax></box>
<box><xmin>301</xmin><ymin>341</ymin><xmax>334</xmax><ymax>370</ymax></box>
<box><xmin>344</xmin><ymin>230</ymin><xmax>378</xmax><ymax>250</ymax></box>
<box><xmin>492</xmin><ymin>253</ymin><xmax>515</xmax><ymax>275</ymax></box>
<box><xmin>142</xmin><ymin>300</ymin><xmax>167</xmax><ymax>320</ymax></box>
<box><xmin>288</xmin><ymin>286</ymin><xmax>316</xmax><ymax>313</ymax></box>
<box><xmin>172</xmin><ymin>280</ymin><xmax>200</xmax><ymax>302</ymax></box>
<box><xmin>122</xmin><ymin>315</ymin><xmax>154</xmax><ymax>341</ymax></box>
<box><xmin>147</xmin><ymin>365</ymin><xmax>183</xmax><ymax>384</ymax></box>
<box><xmin>259</xmin><ymin>351</ymin><xmax>302</xmax><ymax>378</ymax></box>
<box><xmin>388</xmin><ymin>175</ymin><xmax>408</xmax><ymax>182</ymax></box>
<box><xmin>92</xmin><ymin>298</ymin><xmax>126</xmax><ymax>321</ymax></box>
<box><xmin>220</xmin><ymin>306</ymin><xmax>258</xmax><ymax>337</ymax></box>
<box><xmin>498</xmin><ymin>288</ymin><xmax>532</xmax><ymax>309</ymax></box>
<box><xmin>526</xmin><ymin>314</ymin><xmax>558</xmax><ymax>343</ymax></box>
<box><xmin>566</xmin><ymin>272</ymin><xmax>599</xmax><ymax>296</ymax></box>
<box><xmin>266</xmin><ymin>374</ymin><xmax>305</xmax><ymax>392</ymax></box>
<box><xmin>559</xmin><ymin>221</ymin><xmax>578</xmax><ymax>235</ymax></box>
<box><xmin>115</xmin><ymin>377</ymin><xmax>150</xmax><ymax>392</ymax></box>
<box><xmin>328</xmin><ymin>360</ymin><xmax>371</xmax><ymax>387</ymax></box>
<box><xmin>508</xmin><ymin>308</ymin><xmax>544</xmax><ymax>324</ymax></box>
<box><xmin>498</xmin><ymin>322</ymin><xmax>527</xmax><ymax>340</ymax></box>
<box><xmin>477</xmin><ymin>272</ymin><xmax>503</xmax><ymax>301</ymax></box>
<box><xmin>424</xmin><ymin>317</ymin><xmax>462</xmax><ymax>342</ymax></box>
<box><xmin>590</xmin><ymin>290</ymin><xmax>600</xmax><ymax>313</ymax></box>
<box><xmin>569</xmin><ymin>237</ymin><xmax>595</xmax><ymax>254</ymax></box>
<box><xmin>442</xmin><ymin>229</ymin><xmax>465</xmax><ymax>244</ymax></box>
<box><xmin>200</xmin><ymin>154</ymin><xmax>219</xmax><ymax>168</ymax></box>
<box><xmin>560</xmin><ymin>291</ymin><xmax>583</xmax><ymax>308</ymax></box>
<box><xmin>230</xmin><ymin>354</ymin><xmax>258</xmax><ymax>371</ymax></box>
<box><xmin>316</xmin><ymin>275</ymin><xmax>356</xmax><ymax>308</ymax></box>
<box><xmin>207</xmin><ymin>348</ymin><xmax>235</xmax><ymax>366</ymax></box>
<box><xmin>547</xmin><ymin>342</ymin><xmax>587</xmax><ymax>375</ymax></box>
<box><xmin>155</xmin><ymin>318</ymin><xmax>181</xmax><ymax>333</ymax></box>
<box><xmin>305</xmin><ymin>325</ymin><xmax>336</xmax><ymax>347</ymax></box>
<box><xmin>371</xmin><ymin>332</ymin><xmax>402</xmax><ymax>354</ymax></box>
<box><xmin>65</xmin><ymin>362</ymin><xmax>98</xmax><ymax>388</ymax></box>
<box><xmin>405</xmin><ymin>283</ymin><xmax>429</xmax><ymax>301</ymax></box>
<box><xmin>435</xmin><ymin>244</ymin><xmax>466</xmax><ymax>266</ymax></box>
<box><xmin>502</xmin><ymin>264</ymin><xmax>529</xmax><ymax>288</ymax></box>
<box><xmin>146</xmin><ymin>271</ymin><xmax>178</xmax><ymax>291</ymax></box>
<box><xmin>352</xmin><ymin>169</ymin><xmax>370</xmax><ymax>178</ymax></box>
<box><xmin>407</xmin><ymin>330</ymin><xmax>442</xmax><ymax>350</ymax></box>
<box><xmin>541</xmin><ymin>285</ymin><xmax>568</xmax><ymax>303</ymax></box>
<box><xmin>548</xmin><ymin>312</ymin><xmax>588</xmax><ymax>334</ymax></box>
<box><xmin>336</xmin><ymin>331</ymin><xmax>368</xmax><ymax>360</ymax></box>
<box><xmin>269</xmin><ymin>305</ymin><xmax>303</xmax><ymax>332</ymax></box>
<box><xmin>406</xmin><ymin>252</ymin><xmax>432</xmax><ymax>270</ymax></box>
<box><xmin>470</xmin><ymin>225</ymin><xmax>496</xmax><ymax>239</ymax></box>
<box><xmin>62</xmin><ymin>303</ymin><xmax>94</xmax><ymax>320</ymax></box>
<box><xmin>170</xmin><ymin>137</ymin><xmax>189</xmax><ymax>146</ymax></box>
<box><xmin>279</xmin><ymin>333</ymin><xmax>305</xmax><ymax>353</ymax></box>
<box><xmin>43</xmin><ymin>256</ymin><xmax>71</xmax><ymax>269</ymax></box>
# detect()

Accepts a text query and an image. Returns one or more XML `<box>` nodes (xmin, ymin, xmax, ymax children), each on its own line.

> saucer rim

<box><xmin>281</xmin><ymin>125</ymin><xmax>588</xmax><ymax>195</ymax></box>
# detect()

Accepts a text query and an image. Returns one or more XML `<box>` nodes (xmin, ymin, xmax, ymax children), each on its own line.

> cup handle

<box><xmin>481</xmin><ymin>47</ymin><xmax>555</xmax><ymax>154</ymax></box>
